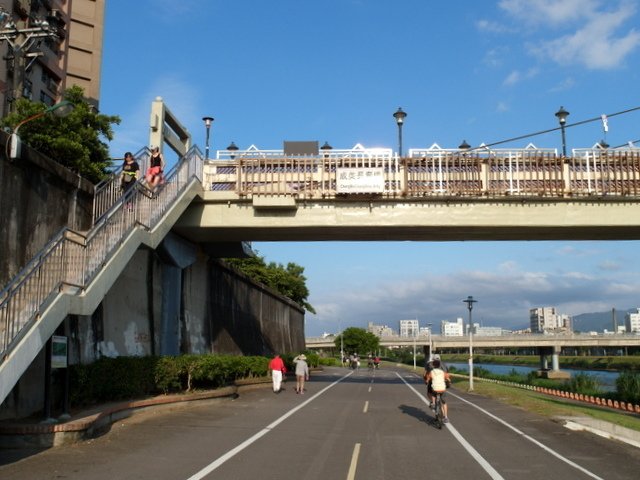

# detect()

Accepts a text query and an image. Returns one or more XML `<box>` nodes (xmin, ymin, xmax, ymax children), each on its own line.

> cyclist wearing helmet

<box><xmin>424</xmin><ymin>358</ymin><xmax>451</xmax><ymax>423</ymax></box>
<box><xmin>424</xmin><ymin>355</ymin><xmax>448</xmax><ymax>407</ymax></box>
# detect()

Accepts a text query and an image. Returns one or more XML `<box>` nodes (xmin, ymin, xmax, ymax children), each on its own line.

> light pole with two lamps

<box><xmin>393</xmin><ymin>107</ymin><xmax>407</xmax><ymax>157</ymax></box>
<box><xmin>555</xmin><ymin>106</ymin><xmax>570</xmax><ymax>157</ymax></box>
<box><xmin>202</xmin><ymin>116</ymin><xmax>214</xmax><ymax>160</ymax></box>
<box><xmin>462</xmin><ymin>296</ymin><xmax>477</xmax><ymax>391</ymax></box>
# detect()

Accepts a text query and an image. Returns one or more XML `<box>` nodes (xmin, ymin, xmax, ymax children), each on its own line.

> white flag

<box><xmin>601</xmin><ymin>114</ymin><xmax>609</xmax><ymax>132</ymax></box>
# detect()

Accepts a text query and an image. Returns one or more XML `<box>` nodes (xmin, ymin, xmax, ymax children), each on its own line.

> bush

<box><xmin>70</xmin><ymin>354</ymin><xmax>273</xmax><ymax>404</ymax></box>
<box><xmin>568</xmin><ymin>373</ymin><xmax>601</xmax><ymax>395</ymax></box>
<box><xmin>616</xmin><ymin>371</ymin><xmax>640</xmax><ymax>404</ymax></box>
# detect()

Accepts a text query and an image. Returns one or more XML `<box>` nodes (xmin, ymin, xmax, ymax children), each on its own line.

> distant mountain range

<box><xmin>571</xmin><ymin>308</ymin><xmax>635</xmax><ymax>333</ymax></box>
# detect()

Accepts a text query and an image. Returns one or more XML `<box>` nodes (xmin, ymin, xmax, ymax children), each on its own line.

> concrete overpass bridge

<box><xmin>306</xmin><ymin>333</ymin><xmax>640</xmax><ymax>373</ymax></box>
<box><xmin>4</xmin><ymin>127</ymin><xmax>640</xmax><ymax>405</ymax></box>
<box><xmin>174</xmin><ymin>142</ymin><xmax>640</xmax><ymax>244</ymax></box>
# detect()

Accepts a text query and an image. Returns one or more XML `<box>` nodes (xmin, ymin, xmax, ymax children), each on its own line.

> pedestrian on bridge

<box><xmin>145</xmin><ymin>145</ymin><xmax>165</xmax><ymax>190</ymax></box>
<box><xmin>120</xmin><ymin>152</ymin><xmax>140</xmax><ymax>194</ymax></box>
<box><xmin>268</xmin><ymin>354</ymin><xmax>286</xmax><ymax>393</ymax></box>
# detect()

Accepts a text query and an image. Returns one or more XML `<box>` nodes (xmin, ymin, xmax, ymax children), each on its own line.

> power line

<box><xmin>467</xmin><ymin>105</ymin><xmax>640</xmax><ymax>151</ymax></box>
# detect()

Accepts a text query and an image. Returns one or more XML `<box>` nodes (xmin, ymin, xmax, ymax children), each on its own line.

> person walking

<box><xmin>293</xmin><ymin>354</ymin><xmax>309</xmax><ymax>394</ymax></box>
<box><xmin>145</xmin><ymin>145</ymin><xmax>165</xmax><ymax>190</ymax></box>
<box><xmin>268</xmin><ymin>354</ymin><xmax>286</xmax><ymax>393</ymax></box>
<box><xmin>120</xmin><ymin>152</ymin><xmax>140</xmax><ymax>194</ymax></box>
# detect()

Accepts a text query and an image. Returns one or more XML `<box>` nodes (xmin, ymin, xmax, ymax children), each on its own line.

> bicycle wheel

<box><xmin>435</xmin><ymin>396</ymin><xmax>444</xmax><ymax>429</ymax></box>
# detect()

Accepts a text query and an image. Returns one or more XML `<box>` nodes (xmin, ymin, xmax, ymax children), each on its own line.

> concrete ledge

<box><xmin>562</xmin><ymin>417</ymin><xmax>640</xmax><ymax>449</ymax></box>
<box><xmin>0</xmin><ymin>378</ymin><xmax>272</xmax><ymax>449</ymax></box>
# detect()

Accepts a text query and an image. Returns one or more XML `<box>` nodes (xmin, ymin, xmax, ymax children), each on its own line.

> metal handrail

<box><xmin>0</xmin><ymin>146</ymin><xmax>204</xmax><ymax>359</ymax></box>
<box><xmin>92</xmin><ymin>147</ymin><xmax>152</xmax><ymax>224</ymax></box>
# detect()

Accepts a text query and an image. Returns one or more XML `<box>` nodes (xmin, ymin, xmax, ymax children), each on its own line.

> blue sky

<box><xmin>101</xmin><ymin>1</ymin><xmax>640</xmax><ymax>336</ymax></box>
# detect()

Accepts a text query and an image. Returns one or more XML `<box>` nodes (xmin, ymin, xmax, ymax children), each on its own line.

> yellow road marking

<box><xmin>347</xmin><ymin>443</ymin><xmax>361</xmax><ymax>480</ymax></box>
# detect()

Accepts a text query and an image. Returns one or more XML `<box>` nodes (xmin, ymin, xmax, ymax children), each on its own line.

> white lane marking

<box><xmin>368</xmin><ymin>386</ymin><xmax>372</xmax><ymax>393</ymax></box>
<box><xmin>448</xmin><ymin>391</ymin><xmax>605</xmax><ymax>480</ymax></box>
<box><xmin>347</xmin><ymin>443</ymin><xmax>361</xmax><ymax>480</ymax></box>
<box><xmin>186</xmin><ymin>371</ymin><xmax>354</xmax><ymax>480</ymax></box>
<box><xmin>396</xmin><ymin>373</ymin><xmax>505</xmax><ymax>480</ymax></box>
<box><xmin>363</xmin><ymin>401</ymin><xmax>369</xmax><ymax>413</ymax></box>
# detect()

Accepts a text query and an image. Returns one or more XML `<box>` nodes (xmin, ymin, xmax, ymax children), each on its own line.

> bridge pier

<box><xmin>536</xmin><ymin>345</ymin><xmax>570</xmax><ymax>379</ymax></box>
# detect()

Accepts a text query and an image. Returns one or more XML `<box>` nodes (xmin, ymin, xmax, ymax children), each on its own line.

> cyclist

<box><xmin>424</xmin><ymin>358</ymin><xmax>451</xmax><ymax>423</ymax></box>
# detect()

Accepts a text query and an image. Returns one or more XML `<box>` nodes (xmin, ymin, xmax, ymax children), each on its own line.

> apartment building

<box><xmin>0</xmin><ymin>0</ymin><xmax>104</xmax><ymax>116</ymax></box>
<box><xmin>530</xmin><ymin>307</ymin><xmax>572</xmax><ymax>333</ymax></box>
<box><xmin>399</xmin><ymin>319</ymin><xmax>419</xmax><ymax>337</ymax></box>
<box><xmin>625</xmin><ymin>309</ymin><xmax>640</xmax><ymax>333</ymax></box>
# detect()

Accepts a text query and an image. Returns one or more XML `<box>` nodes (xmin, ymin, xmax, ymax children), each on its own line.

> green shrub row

<box><xmin>69</xmin><ymin>354</ymin><xmax>271</xmax><ymax>406</ymax></box>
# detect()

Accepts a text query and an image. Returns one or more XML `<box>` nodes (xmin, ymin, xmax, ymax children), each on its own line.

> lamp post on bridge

<box><xmin>393</xmin><ymin>107</ymin><xmax>407</xmax><ymax>157</ymax></box>
<box><xmin>555</xmin><ymin>106</ymin><xmax>570</xmax><ymax>157</ymax></box>
<box><xmin>463</xmin><ymin>296</ymin><xmax>477</xmax><ymax>391</ymax></box>
<box><xmin>426</xmin><ymin>322</ymin><xmax>433</xmax><ymax>362</ymax></box>
<box><xmin>202</xmin><ymin>116</ymin><xmax>214</xmax><ymax>160</ymax></box>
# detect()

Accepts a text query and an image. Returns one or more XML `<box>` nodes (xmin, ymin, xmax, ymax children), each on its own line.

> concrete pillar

<box><xmin>157</xmin><ymin>233</ymin><xmax>197</xmax><ymax>356</ymax></box>
<box><xmin>538</xmin><ymin>347</ymin><xmax>548</xmax><ymax>370</ymax></box>
<box><xmin>551</xmin><ymin>345</ymin><xmax>561</xmax><ymax>371</ymax></box>
<box><xmin>160</xmin><ymin>263</ymin><xmax>181</xmax><ymax>356</ymax></box>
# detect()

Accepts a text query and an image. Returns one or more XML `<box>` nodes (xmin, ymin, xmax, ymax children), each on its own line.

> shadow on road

<box><xmin>398</xmin><ymin>404</ymin><xmax>440</xmax><ymax>429</ymax></box>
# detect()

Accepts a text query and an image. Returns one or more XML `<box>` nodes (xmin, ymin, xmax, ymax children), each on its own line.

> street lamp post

<box><xmin>393</xmin><ymin>107</ymin><xmax>407</xmax><ymax>157</ymax></box>
<box><xmin>555</xmin><ymin>106</ymin><xmax>570</xmax><ymax>157</ymax></box>
<box><xmin>463</xmin><ymin>296</ymin><xmax>477</xmax><ymax>391</ymax></box>
<box><xmin>413</xmin><ymin>321</ymin><xmax>417</xmax><ymax>370</ymax></box>
<box><xmin>9</xmin><ymin>100</ymin><xmax>74</xmax><ymax>159</ymax></box>
<box><xmin>426</xmin><ymin>322</ymin><xmax>433</xmax><ymax>362</ymax></box>
<box><xmin>202</xmin><ymin>116</ymin><xmax>214</xmax><ymax>160</ymax></box>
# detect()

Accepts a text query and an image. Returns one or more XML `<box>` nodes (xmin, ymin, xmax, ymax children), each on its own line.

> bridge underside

<box><xmin>173</xmin><ymin>194</ymin><xmax>640</xmax><ymax>243</ymax></box>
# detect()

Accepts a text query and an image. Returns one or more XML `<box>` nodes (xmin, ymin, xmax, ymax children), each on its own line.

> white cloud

<box><xmin>531</xmin><ymin>9</ymin><xmax>640</xmax><ymax>69</ymax></box>
<box><xmin>499</xmin><ymin>0</ymin><xmax>599</xmax><ymax>25</ymax></box>
<box><xmin>499</xmin><ymin>0</ymin><xmax>640</xmax><ymax>69</ymax></box>
<box><xmin>496</xmin><ymin>101</ymin><xmax>509</xmax><ymax>112</ymax></box>
<box><xmin>503</xmin><ymin>67</ymin><xmax>539</xmax><ymax>85</ymax></box>
<box><xmin>476</xmin><ymin>19</ymin><xmax>512</xmax><ymax>34</ymax></box>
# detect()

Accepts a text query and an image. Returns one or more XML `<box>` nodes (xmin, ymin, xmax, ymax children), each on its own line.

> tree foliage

<box><xmin>225</xmin><ymin>255</ymin><xmax>315</xmax><ymax>314</ymax></box>
<box><xmin>335</xmin><ymin>327</ymin><xmax>380</xmax><ymax>356</ymax></box>
<box><xmin>1</xmin><ymin>85</ymin><xmax>120</xmax><ymax>183</ymax></box>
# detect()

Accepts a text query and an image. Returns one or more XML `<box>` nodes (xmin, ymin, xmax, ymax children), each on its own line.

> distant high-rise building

<box><xmin>625</xmin><ymin>309</ymin><xmax>640</xmax><ymax>333</ymax></box>
<box><xmin>399</xmin><ymin>319</ymin><xmax>419</xmax><ymax>337</ymax></box>
<box><xmin>441</xmin><ymin>318</ymin><xmax>464</xmax><ymax>337</ymax></box>
<box><xmin>367</xmin><ymin>322</ymin><xmax>394</xmax><ymax>337</ymax></box>
<box><xmin>530</xmin><ymin>307</ymin><xmax>572</xmax><ymax>333</ymax></box>
<box><xmin>0</xmin><ymin>0</ymin><xmax>105</xmax><ymax>116</ymax></box>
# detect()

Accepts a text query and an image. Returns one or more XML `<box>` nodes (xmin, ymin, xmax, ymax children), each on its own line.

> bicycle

<box><xmin>433</xmin><ymin>392</ymin><xmax>446</xmax><ymax>429</ymax></box>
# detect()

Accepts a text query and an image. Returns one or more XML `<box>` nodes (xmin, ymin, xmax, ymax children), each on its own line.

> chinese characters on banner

<box><xmin>336</xmin><ymin>167</ymin><xmax>385</xmax><ymax>193</ymax></box>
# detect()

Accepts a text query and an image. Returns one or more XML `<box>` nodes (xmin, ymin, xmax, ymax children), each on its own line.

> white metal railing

<box><xmin>205</xmin><ymin>145</ymin><xmax>640</xmax><ymax>198</ymax></box>
<box><xmin>0</xmin><ymin>147</ymin><xmax>204</xmax><ymax>360</ymax></box>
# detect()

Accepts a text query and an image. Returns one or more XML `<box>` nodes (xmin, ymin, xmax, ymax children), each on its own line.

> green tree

<box><xmin>225</xmin><ymin>255</ymin><xmax>315</xmax><ymax>313</ymax></box>
<box><xmin>1</xmin><ymin>85</ymin><xmax>120</xmax><ymax>183</ymax></box>
<box><xmin>335</xmin><ymin>327</ymin><xmax>380</xmax><ymax>356</ymax></box>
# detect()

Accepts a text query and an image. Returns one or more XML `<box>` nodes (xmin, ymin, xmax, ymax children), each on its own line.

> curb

<box><xmin>0</xmin><ymin>379</ymin><xmax>273</xmax><ymax>449</ymax></box>
<box><xmin>450</xmin><ymin>373</ymin><xmax>640</xmax><ymax>414</ymax></box>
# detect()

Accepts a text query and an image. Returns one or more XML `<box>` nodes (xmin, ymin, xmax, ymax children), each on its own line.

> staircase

<box><xmin>0</xmin><ymin>146</ymin><xmax>204</xmax><ymax>405</ymax></box>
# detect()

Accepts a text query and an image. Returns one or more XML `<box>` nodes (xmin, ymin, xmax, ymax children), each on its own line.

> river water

<box><xmin>446</xmin><ymin>362</ymin><xmax>620</xmax><ymax>392</ymax></box>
